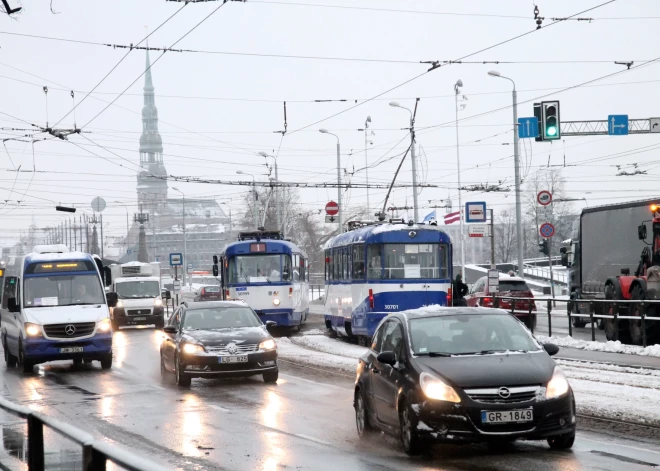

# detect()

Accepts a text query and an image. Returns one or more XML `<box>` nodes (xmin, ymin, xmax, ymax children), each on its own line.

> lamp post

<box><xmin>488</xmin><ymin>70</ymin><xmax>524</xmax><ymax>278</ymax></box>
<box><xmin>114</xmin><ymin>201</ymin><xmax>130</xmax><ymax>258</ymax></box>
<box><xmin>237</xmin><ymin>171</ymin><xmax>258</xmax><ymax>229</ymax></box>
<box><xmin>218</xmin><ymin>201</ymin><xmax>232</xmax><ymax>238</ymax></box>
<box><xmin>453</xmin><ymin>79</ymin><xmax>466</xmax><ymax>279</ymax></box>
<box><xmin>364</xmin><ymin>116</ymin><xmax>372</xmax><ymax>215</ymax></box>
<box><xmin>389</xmin><ymin>102</ymin><xmax>419</xmax><ymax>223</ymax></box>
<box><xmin>172</xmin><ymin>187</ymin><xmax>187</xmax><ymax>288</ymax></box>
<box><xmin>258</xmin><ymin>151</ymin><xmax>282</xmax><ymax>236</ymax></box>
<box><xmin>319</xmin><ymin>129</ymin><xmax>343</xmax><ymax>231</ymax></box>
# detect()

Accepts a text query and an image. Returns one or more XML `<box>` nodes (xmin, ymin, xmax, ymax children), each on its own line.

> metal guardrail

<box><xmin>523</xmin><ymin>264</ymin><xmax>567</xmax><ymax>285</ymax></box>
<box><xmin>485</xmin><ymin>295</ymin><xmax>660</xmax><ymax>348</ymax></box>
<box><xmin>0</xmin><ymin>396</ymin><xmax>169</xmax><ymax>471</ymax></box>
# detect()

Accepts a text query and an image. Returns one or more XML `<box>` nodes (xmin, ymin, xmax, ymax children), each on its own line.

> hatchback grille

<box><xmin>206</xmin><ymin>344</ymin><xmax>259</xmax><ymax>355</ymax></box>
<box><xmin>43</xmin><ymin>322</ymin><xmax>96</xmax><ymax>339</ymax></box>
<box><xmin>465</xmin><ymin>386</ymin><xmax>539</xmax><ymax>404</ymax></box>
<box><xmin>127</xmin><ymin>309</ymin><xmax>152</xmax><ymax>316</ymax></box>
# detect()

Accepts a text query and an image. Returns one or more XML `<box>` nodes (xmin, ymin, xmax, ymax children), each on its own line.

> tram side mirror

<box><xmin>103</xmin><ymin>266</ymin><xmax>112</xmax><ymax>287</ymax></box>
<box><xmin>638</xmin><ymin>224</ymin><xmax>647</xmax><ymax>241</ymax></box>
<box><xmin>212</xmin><ymin>265</ymin><xmax>219</xmax><ymax>277</ymax></box>
<box><xmin>106</xmin><ymin>292</ymin><xmax>118</xmax><ymax>308</ymax></box>
<box><xmin>7</xmin><ymin>297</ymin><xmax>19</xmax><ymax>313</ymax></box>
<box><xmin>559</xmin><ymin>247</ymin><xmax>568</xmax><ymax>267</ymax></box>
<box><xmin>282</xmin><ymin>269</ymin><xmax>290</xmax><ymax>281</ymax></box>
<box><xmin>162</xmin><ymin>289</ymin><xmax>171</xmax><ymax>300</ymax></box>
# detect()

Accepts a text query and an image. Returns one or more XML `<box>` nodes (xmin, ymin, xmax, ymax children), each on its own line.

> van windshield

<box><xmin>24</xmin><ymin>274</ymin><xmax>105</xmax><ymax>307</ymax></box>
<box><xmin>116</xmin><ymin>280</ymin><xmax>160</xmax><ymax>299</ymax></box>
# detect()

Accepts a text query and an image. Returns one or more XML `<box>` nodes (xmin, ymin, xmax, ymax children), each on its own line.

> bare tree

<box><xmin>495</xmin><ymin>207</ymin><xmax>517</xmax><ymax>263</ymax></box>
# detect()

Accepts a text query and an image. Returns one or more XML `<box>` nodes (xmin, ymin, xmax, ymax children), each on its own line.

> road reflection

<box><xmin>261</xmin><ymin>390</ymin><xmax>286</xmax><ymax>471</ymax></box>
<box><xmin>113</xmin><ymin>331</ymin><xmax>127</xmax><ymax>367</ymax></box>
<box><xmin>181</xmin><ymin>394</ymin><xmax>205</xmax><ymax>457</ymax></box>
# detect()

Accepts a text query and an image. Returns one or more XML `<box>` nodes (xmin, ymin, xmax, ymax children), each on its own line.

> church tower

<box><xmin>137</xmin><ymin>49</ymin><xmax>168</xmax><ymax>210</ymax></box>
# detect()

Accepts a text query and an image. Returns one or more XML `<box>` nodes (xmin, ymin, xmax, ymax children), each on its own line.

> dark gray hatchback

<box><xmin>353</xmin><ymin>307</ymin><xmax>575</xmax><ymax>455</ymax></box>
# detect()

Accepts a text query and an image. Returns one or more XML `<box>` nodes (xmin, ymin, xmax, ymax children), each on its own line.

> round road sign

<box><xmin>325</xmin><ymin>201</ymin><xmax>339</xmax><ymax>216</ymax></box>
<box><xmin>539</xmin><ymin>222</ymin><xmax>555</xmax><ymax>238</ymax></box>
<box><xmin>91</xmin><ymin>196</ymin><xmax>106</xmax><ymax>212</ymax></box>
<box><xmin>537</xmin><ymin>190</ymin><xmax>552</xmax><ymax>206</ymax></box>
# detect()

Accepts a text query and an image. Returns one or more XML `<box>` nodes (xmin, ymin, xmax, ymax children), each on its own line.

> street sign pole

<box><xmin>547</xmin><ymin>238</ymin><xmax>556</xmax><ymax>305</ymax></box>
<box><xmin>489</xmin><ymin>209</ymin><xmax>495</xmax><ymax>269</ymax></box>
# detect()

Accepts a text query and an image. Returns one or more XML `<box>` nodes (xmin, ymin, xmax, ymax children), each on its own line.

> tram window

<box><xmin>352</xmin><ymin>245</ymin><xmax>365</xmax><ymax>280</ymax></box>
<box><xmin>283</xmin><ymin>255</ymin><xmax>293</xmax><ymax>281</ymax></box>
<box><xmin>367</xmin><ymin>245</ymin><xmax>384</xmax><ymax>279</ymax></box>
<box><xmin>333</xmin><ymin>249</ymin><xmax>341</xmax><ymax>281</ymax></box>
<box><xmin>343</xmin><ymin>248</ymin><xmax>349</xmax><ymax>280</ymax></box>
<box><xmin>292</xmin><ymin>254</ymin><xmax>300</xmax><ymax>281</ymax></box>
<box><xmin>383</xmin><ymin>244</ymin><xmax>448</xmax><ymax>279</ymax></box>
<box><xmin>325</xmin><ymin>250</ymin><xmax>331</xmax><ymax>281</ymax></box>
<box><xmin>347</xmin><ymin>249</ymin><xmax>352</xmax><ymax>281</ymax></box>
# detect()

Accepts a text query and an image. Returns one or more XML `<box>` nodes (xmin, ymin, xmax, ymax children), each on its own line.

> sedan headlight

<box><xmin>420</xmin><ymin>372</ymin><xmax>461</xmax><ymax>403</ymax></box>
<box><xmin>98</xmin><ymin>318</ymin><xmax>112</xmax><ymax>333</ymax></box>
<box><xmin>25</xmin><ymin>322</ymin><xmax>41</xmax><ymax>337</ymax></box>
<box><xmin>154</xmin><ymin>297</ymin><xmax>163</xmax><ymax>307</ymax></box>
<box><xmin>182</xmin><ymin>343</ymin><xmax>205</xmax><ymax>355</ymax></box>
<box><xmin>545</xmin><ymin>366</ymin><xmax>570</xmax><ymax>399</ymax></box>
<box><xmin>259</xmin><ymin>339</ymin><xmax>276</xmax><ymax>351</ymax></box>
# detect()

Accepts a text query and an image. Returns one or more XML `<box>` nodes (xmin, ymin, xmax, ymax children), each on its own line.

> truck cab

<box><xmin>109</xmin><ymin>262</ymin><xmax>165</xmax><ymax>330</ymax></box>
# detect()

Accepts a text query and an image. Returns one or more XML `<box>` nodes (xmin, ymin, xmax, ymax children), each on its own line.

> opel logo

<box><xmin>65</xmin><ymin>325</ymin><xmax>76</xmax><ymax>336</ymax></box>
<box><xmin>498</xmin><ymin>387</ymin><xmax>511</xmax><ymax>399</ymax></box>
<box><xmin>226</xmin><ymin>343</ymin><xmax>238</xmax><ymax>354</ymax></box>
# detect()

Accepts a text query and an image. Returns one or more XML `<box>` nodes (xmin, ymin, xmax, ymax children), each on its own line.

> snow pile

<box><xmin>300</xmin><ymin>328</ymin><xmax>326</xmax><ymax>336</ymax></box>
<box><xmin>276</xmin><ymin>337</ymin><xmax>357</xmax><ymax>373</ymax></box>
<box><xmin>291</xmin><ymin>335</ymin><xmax>368</xmax><ymax>359</ymax></box>
<box><xmin>536</xmin><ymin>334</ymin><xmax>660</xmax><ymax>358</ymax></box>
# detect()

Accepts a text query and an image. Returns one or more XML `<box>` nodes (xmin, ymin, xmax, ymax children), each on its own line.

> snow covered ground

<box><xmin>276</xmin><ymin>334</ymin><xmax>660</xmax><ymax>425</ymax></box>
<box><xmin>537</xmin><ymin>334</ymin><xmax>660</xmax><ymax>358</ymax></box>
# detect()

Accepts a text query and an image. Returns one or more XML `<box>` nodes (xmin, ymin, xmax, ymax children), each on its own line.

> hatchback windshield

<box><xmin>182</xmin><ymin>307</ymin><xmax>263</xmax><ymax>330</ymax></box>
<box><xmin>116</xmin><ymin>280</ymin><xmax>160</xmax><ymax>299</ymax></box>
<box><xmin>24</xmin><ymin>274</ymin><xmax>105</xmax><ymax>307</ymax></box>
<box><xmin>408</xmin><ymin>314</ymin><xmax>540</xmax><ymax>355</ymax></box>
<box><xmin>498</xmin><ymin>280</ymin><xmax>531</xmax><ymax>292</ymax></box>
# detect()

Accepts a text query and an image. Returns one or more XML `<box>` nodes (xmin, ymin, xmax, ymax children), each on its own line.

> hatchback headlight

<box><xmin>546</xmin><ymin>366</ymin><xmax>570</xmax><ymax>399</ymax></box>
<box><xmin>25</xmin><ymin>323</ymin><xmax>41</xmax><ymax>337</ymax></box>
<box><xmin>420</xmin><ymin>372</ymin><xmax>461</xmax><ymax>403</ymax></box>
<box><xmin>98</xmin><ymin>318</ymin><xmax>112</xmax><ymax>333</ymax></box>
<box><xmin>259</xmin><ymin>339</ymin><xmax>276</xmax><ymax>351</ymax></box>
<box><xmin>182</xmin><ymin>343</ymin><xmax>205</xmax><ymax>355</ymax></box>
<box><xmin>154</xmin><ymin>297</ymin><xmax>163</xmax><ymax>307</ymax></box>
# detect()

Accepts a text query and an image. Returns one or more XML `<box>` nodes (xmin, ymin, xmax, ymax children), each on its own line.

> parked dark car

<box><xmin>353</xmin><ymin>307</ymin><xmax>575</xmax><ymax>455</ymax></box>
<box><xmin>465</xmin><ymin>274</ymin><xmax>537</xmax><ymax>329</ymax></box>
<box><xmin>194</xmin><ymin>285</ymin><xmax>222</xmax><ymax>302</ymax></box>
<box><xmin>160</xmin><ymin>301</ymin><xmax>278</xmax><ymax>387</ymax></box>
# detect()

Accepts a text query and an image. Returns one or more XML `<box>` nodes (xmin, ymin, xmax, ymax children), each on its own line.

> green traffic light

<box><xmin>547</xmin><ymin>126</ymin><xmax>557</xmax><ymax>136</ymax></box>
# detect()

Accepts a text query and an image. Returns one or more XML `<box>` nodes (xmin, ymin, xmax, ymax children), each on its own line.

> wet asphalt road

<box><xmin>0</xmin><ymin>327</ymin><xmax>659</xmax><ymax>470</ymax></box>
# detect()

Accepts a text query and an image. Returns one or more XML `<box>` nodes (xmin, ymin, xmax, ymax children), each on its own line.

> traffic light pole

<box><xmin>512</xmin><ymin>88</ymin><xmax>525</xmax><ymax>278</ymax></box>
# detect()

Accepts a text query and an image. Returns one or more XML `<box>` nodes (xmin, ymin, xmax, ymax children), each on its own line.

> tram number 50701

<box><xmin>384</xmin><ymin>305</ymin><xmax>399</xmax><ymax>310</ymax></box>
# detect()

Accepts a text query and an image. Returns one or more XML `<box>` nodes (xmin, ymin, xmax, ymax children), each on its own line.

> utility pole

<box><xmin>489</xmin><ymin>209</ymin><xmax>496</xmax><ymax>269</ymax></box>
<box><xmin>100</xmin><ymin>213</ymin><xmax>104</xmax><ymax>260</ymax></box>
<box><xmin>134</xmin><ymin>208</ymin><xmax>149</xmax><ymax>263</ymax></box>
<box><xmin>319</xmin><ymin>129</ymin><xmax>343</xmax><ymax>231</ymax></box>
<box><xmin>454</xmin><ymin>80</ymin><xmax>466</xmax><ymax>279</ymax></box>
<box><xmin>389</xmin><ymin>101</ymin><xmax>420</xmax><ymax>223</ymax></box>
<box><xmin>364</xmin><ymin>116</ymin><xmax>371</xmax><ymax>215</ymax></box>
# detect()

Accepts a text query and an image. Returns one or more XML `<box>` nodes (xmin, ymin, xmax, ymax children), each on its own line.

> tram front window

<box><xmin>382</xmin><ymin>243</ymin><xmax>449</xmax><ymax>279</ymax></box>
<box><xmin>229</xmin><ymin>255</ymin><xmax>288</xmax><ymax>283</ymax></box>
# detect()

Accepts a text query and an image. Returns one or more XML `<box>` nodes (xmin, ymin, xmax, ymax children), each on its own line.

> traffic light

<box><xmin>539</xmin><ymin>239</ymin><xmax>549</xmax><ymax>256</ymax></box>
<box><xmin>541</xmin><ymin>101</ymin><xmax>560</xmax><ymax>140</ymax></box>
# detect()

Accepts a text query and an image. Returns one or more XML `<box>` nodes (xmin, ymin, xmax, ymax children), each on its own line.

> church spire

<box><xmin>144</xmin><ymin>45</ymin><xmax>154</xmax><ymax>92</ymax></box>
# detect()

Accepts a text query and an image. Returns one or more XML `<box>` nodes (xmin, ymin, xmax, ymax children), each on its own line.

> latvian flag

<box><xmin>444</xmin><ymin>211</ymin><xmax>461</xmax><ymax>225</ymax></box>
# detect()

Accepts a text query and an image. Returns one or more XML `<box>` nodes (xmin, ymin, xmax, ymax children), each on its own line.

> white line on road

<box><xmin>294</xmin><ymin>433</ymin><xmax>332</xmax><ymax>446</ymax></box>
<box><xmin>209</xmin><ymin>404</ymin><xmax>230</xmax><ymax>412</ymax></box>
<box><xmin>580</xmin><ymin>436</ymin><xmax>660</xmax><ymax>455</ymax></box>
<box><xmin>280</xmin><ymin>373</ymin><xmax>351</xmax><ymax>391</ymax></box>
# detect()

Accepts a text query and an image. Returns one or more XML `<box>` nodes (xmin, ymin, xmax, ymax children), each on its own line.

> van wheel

<box><xmin>18</xmin><ymin>341</ymin><xmax>33</xmax><ymax>374</ymax></box>
<box><xmin>100</xmin><ymin>354</ymin><xmax>113</xmax><ymax>370</ymax></box>
<box><xmin>155</xmin><ymin>319</ymin><xmax>165</xmax><ymax>330</ymax></box>
<box><xmin>3</xmin><ymin>336</ymin><xmax>17</xmax><ymax>368</ymax></box>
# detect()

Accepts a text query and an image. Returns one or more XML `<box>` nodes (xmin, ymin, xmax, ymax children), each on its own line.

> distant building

<box><xmin>120</xmin><ymin>50</ymin><xmax>230</xmax><ymax>270</ymax></box>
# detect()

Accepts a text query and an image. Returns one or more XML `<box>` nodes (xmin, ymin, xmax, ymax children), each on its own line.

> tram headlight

<box><xmin>273</xmin><ymin>298</ymin><xmax>281</xmax><ymax>306</ymax></box>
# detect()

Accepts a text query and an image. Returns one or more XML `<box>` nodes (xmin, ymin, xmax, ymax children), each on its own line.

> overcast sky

<box><xmin>0</xmin><ymin>0</ymin><xmax>659</xmax><ymax>245</ymax></box>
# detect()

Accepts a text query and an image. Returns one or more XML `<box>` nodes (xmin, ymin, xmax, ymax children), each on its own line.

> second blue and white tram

<box><xmin>216</xmin><ymin>231</ymin><xmax>310</xmax><ymax>328</ymax></box>
<box><xmin>323</xmin><ymin>221</ymin><xmax>453</xmax><ymax>343</ymax></box>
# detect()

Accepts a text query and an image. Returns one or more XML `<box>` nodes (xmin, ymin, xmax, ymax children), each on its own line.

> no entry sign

<box><xmin>325</xmin><ymin>201</ymin><xmax>339</xmax><ymax>216</ymax></box>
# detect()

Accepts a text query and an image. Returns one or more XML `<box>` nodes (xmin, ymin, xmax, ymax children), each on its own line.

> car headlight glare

<box><xmin>272</xmin><ymin>298</ymin><xmax>280</xmax><ymax>306</ymax></box>
<box><xmin>420</xmin><ymin>372</ymin><xmax>461</xmax><ymax>403</ymax></box>
<box><xmin>25</xmin><ymin>323</ymin><xmax>41</xmax><ymax>337</ymax></box>
<box><xmin>182</xmin><ymin>343</ymin><xmax>205</xmax><ymax>355</ymax></box>
<box><xmin>98</xmin><ymin>318</ymin><xmax>112</xmax><ymax>332</ymax></box>
<box><xmin>154</xmin><ymin>297</ymin><xmax>163</xmax><ymax>307</ymax></box>
<box><xmin>546</xmin><ymin>366</ymin><xmax>570</xmax><ymax>399</ymax></box>
<box><xmin>259</xmin><ymin>339</ymin><xmax>276</xmax><ymax>351</ymax></box>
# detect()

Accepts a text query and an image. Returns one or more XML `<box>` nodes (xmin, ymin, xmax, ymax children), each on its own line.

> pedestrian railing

<box><xmin>0</xmin><ymin>396</ymin><xmax>169</xmax><ymax>471</ymax></box>
<box><xmin>480</xmin><ymin>295</ymin><xmax>660</xmax><ymax>348</ymax></box>
<box><xmin>523</xmin><ymin>264</ymin><xmax>568</xmax><ymax>285</ymax></box>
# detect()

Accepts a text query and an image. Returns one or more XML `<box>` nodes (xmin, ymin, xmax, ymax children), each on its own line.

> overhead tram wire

<box><xmin>284</xmin><ymin>0</ymin><xmax>619</xmax><ymax>136</ymax></box>
<box><xmin>50</xmin><ymin>3</ymin><xmax>189</xmax><ymax>129</ymax></box>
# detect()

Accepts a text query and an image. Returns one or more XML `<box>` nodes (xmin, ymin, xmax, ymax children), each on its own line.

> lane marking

<box><xmin>279</xmin><ymin>373</ymin><xmax>352</xmax><ymax>391</ymax></box>
<box><xmin>580</xmin><ymin>436</ymin><xmax>660</xmax><ymax>455</ymax></box>
<box><xmin>209</xmin><ymin>404</ymin><xmax>230</xmax><ymax>412</ymax></box>
<box><xmin>294</xmin><ymin>433</ymin><xmax>331</xmax><ymax>446</ymax></box>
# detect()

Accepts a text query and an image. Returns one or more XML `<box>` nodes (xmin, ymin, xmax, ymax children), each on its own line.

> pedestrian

<box><xmin>453</xmin><ymin>273</ymin><xmax>468</xmax><ymax>306</ymax></box>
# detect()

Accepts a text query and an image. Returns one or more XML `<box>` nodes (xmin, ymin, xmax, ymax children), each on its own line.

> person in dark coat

<box><xmin>453</xmin><ymin>273</ymin><xmax>469</xmax><ymax>306</ymax></box>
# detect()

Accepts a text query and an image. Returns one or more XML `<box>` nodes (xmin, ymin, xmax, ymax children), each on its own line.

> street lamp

<box><xmin>319</xmin><ymin>129</ymin><xmax>343</xmax><ymax>231</ymax></box>
<box><xmin>488</xmin><ymin>70</ymin><xmax>524</xmax><ymax>278</ymax></box>
<box><xmin>454</xmin><ymin>79</ymin><xmax>466</xmax><ymax>280</ymax></box>
<box><xmin>172</xmin><ymin>187</ymin><xmax>187</xmax><ymax>287</ymax></box>
<box><xmin>364</xmin><ymin>116</ymin><xmax>372</xmax><ymax>215</ymax></box>
<box><xmin>114</xmin><ymin>201</ymin><xmax>130</xmax><ymax>258</ymax></box>
<box><xmin>258</xmin><ymin>151</ymin><xmax>282</xmax><ymax>236</ymax></box>
<box><xmin>389</xmin><ymin>102</ymin><xmax>420</xmax><ymax>223</ymax></box>
<box><xmin>237</xmin><ymin>171</ymin><xmax>258</xmax><ymax>229</ymax></box>
<box><xmin>218</xmin><ymin>201</ymin><xmax>233</xmax><ymax>237</ymax></box>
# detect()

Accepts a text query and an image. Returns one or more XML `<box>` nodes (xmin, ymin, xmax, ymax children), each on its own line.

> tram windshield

<box><xmin>228</xmin><ymin>255</ymin><xmax>292</xmax><ymax>283</ymax></box>
<box><xmin>368</xmin><ymin>243</ymin><xmax>449</xmax><ymax>280</ymax></box>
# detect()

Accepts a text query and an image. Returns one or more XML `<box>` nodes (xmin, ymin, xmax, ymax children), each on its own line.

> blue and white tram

<box><xmin>323</xmin><ymin>221</ymin><xmax>453</xmax><ymax>342</ymax></box>
<box><xmin>217</xmin><ymin>231</ymin><xmax>310</xmax><ymax>327</ymax></box>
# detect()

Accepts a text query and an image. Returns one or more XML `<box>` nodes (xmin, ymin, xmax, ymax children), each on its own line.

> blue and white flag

<box><xmin>422</xmin><ymin>210</ymin><xmax>436</xmax><ymax>223</ymax></box>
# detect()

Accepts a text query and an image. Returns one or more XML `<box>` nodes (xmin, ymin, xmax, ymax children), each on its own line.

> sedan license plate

<box><xmin>481</xmin><ymin>409</ymin><xmax>533</xmax><ymax>424</ymax></box>
<box><xmin>60</xmin><ymin>347</ymin><xmax>83</xmax><ymax>353</ymax></box>
<box><xmin>218</xmin><ymin>355</ymin><xmax>248</xmax><ymax>364</ymax></box>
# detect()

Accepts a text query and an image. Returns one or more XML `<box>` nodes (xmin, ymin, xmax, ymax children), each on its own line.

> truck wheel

<box><xmin>629</xmin><ymin>285</ymin><xmax>646</xmax><ymax>345</ymax></box>
<box><xmin>604</xmin><ymin>283</ymin><xmax>630</xmax><ymax>343</ymax></box>
<box><xmin>571</xmin><ymin>317</ymin><xmax>586</xmax><ymax>328</ymax></box>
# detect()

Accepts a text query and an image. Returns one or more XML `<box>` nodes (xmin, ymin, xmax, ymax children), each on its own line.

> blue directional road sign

<box><xmin>518</xmin><ymin>117</ymin><xmax>539</xmax><ymax>139</ymax></box>
<box><xmin>608</xmin><ymin>115</ymin><xmax>629</xmax><ymax>136</ymax></box>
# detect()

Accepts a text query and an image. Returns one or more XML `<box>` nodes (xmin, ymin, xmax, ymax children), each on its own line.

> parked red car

<box><xmin>465</xmin><ymin>274</ymin><xmax>537</xmax><ymax>329</ymax></box>
<box><xmin>194</xmin><ymin>285</ymin><xmax>222</xmax><ymax>302</ymax></box>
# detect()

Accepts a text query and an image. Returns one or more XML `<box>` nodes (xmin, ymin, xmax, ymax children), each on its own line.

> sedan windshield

<box><xmin>24</xmin><ymin>274</ymin><xmax>105</xmax><ymax>307</ymax></box>
<box><xmin>116</xmin><ymin>280</ymin><xmax>160</xmax><ymax>299</ymax></box>
<box><xmin>182</xmin><ymin>307</ymin><xmax>263</xmax><ymax>330</ymax></box>
<box><xmin>408</xmin><ymin>314</ymin><xmax>541</xmax><ymax>356</ymax></box>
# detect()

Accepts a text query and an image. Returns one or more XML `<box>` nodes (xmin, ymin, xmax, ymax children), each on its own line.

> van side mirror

<box><xmin>106</xmin><ymin>292</ymin><xmax>118</xmax><ymax>308</ymax></box>
<box><xmin>7</xmin><ymin>297</ymin><xmax>19</xmax><ymax>313</ymax></box>
<box><xmin>103</xmin><ymin>266</ymin><xmax>112</xmax><ymax>287</ymax></box>
<box><xmin>638</xmin><ymin>224</ymin><xmax>647</xmax><ymax>241</ymax></box>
